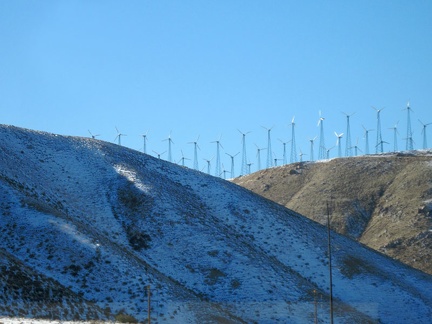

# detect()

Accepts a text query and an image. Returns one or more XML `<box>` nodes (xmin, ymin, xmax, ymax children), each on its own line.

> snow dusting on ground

<box><xmin>0</xmin><ymin>125</ymin><xmax>431</xmax><ymax>323</ymax></box>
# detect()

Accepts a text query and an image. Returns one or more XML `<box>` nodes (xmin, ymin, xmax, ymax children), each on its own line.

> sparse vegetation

<box><xmin>117</xmin><ymin>182</ymin><xmax>154</xmax><ymax>214</ymax></box>
<box><xmin>207</xmin><ymin>249</ymin><xmax>219</xmax><ymax>257</ymax></box>
<box><xmin>230</xmin><ymin>279</ymin><xmax>241</xmax><ymax>289</ymax></box>
<box><xmin>114</xmin><ymin>312</ymin><xmax>138</xmax><ymax>323</ymax></box>
<box><xmin>339</xmin><ymin>255</ymin><xmax>377</xmax><ymax>279</ymax></box>
<box><xmin>127</xmin><ymin>227</ymin><xmax>152</xmax><ymax>251</ymax></box>
<box><xmin>205</xmin><ymin>268</ymin><xmax>227</xmax><ymax>285</ymax></box>
<box><xmin>233</xmin><ymin>153</ymin><xmax>432</xmax><ymax>274</ymax></box>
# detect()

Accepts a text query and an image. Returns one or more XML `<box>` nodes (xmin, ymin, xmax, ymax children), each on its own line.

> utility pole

<box><xmin>313</xmin><ymin>289</ymin><xmax>318</xmax><ymax>324</ymax></box>
<box><xmin>327</xmin><ymin>201</ymin><xmax>334</xmax><ymax>324</ymax></box>
<box><xmin>147</xmin><ymin>285</ymin><xmax>151</xmax><ymax>324</ymax></box>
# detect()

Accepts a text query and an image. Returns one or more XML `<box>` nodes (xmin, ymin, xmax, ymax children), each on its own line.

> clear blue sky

<box><xmin>1</xmin><ymin>1</ymin><xmax>431</xmax><ymax>177</ymax></box>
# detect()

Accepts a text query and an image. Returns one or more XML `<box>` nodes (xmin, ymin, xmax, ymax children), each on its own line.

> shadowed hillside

<box><xmin>232</xmin><ymin>153</ymin><xmax>432</xmax><ymax>275</ymax></box>
<box><xmin>1</xmin><ymin>125</ymin><xmax>431</xmax><ymax>323</ymax></box>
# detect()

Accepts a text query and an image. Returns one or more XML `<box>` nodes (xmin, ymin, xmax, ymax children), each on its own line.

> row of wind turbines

<box><xmin>304</xmin><ymin>104</ymin><xmax>431</xmax><ymax>162</ymax></box>
<box><xmin>88</xmin><ymin>103</ymin><xmax>431</xmax><ymax>179</ymax></box>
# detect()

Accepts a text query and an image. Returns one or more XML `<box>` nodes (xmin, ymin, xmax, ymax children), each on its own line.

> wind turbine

<box><xmin>141</xmin><ymin>132</ymin><xmax>149</xmax><ymax>154</ymax></box>
<box><xmin>255</xmin><ymin>144</ymin><xmax>266</xmax><ymax>171</ymax></box>
<box><xmin>350</xmin><ymin>138</ymin><xmax>363</xmax><ymax>156</ymax></box>
<box><xmin>163</xmin><ymin>132</ymin><xmax>174</xmax><ymax>162</ymax></box>
<box><xmin>290</xmin><ymin>116</ymin><xmax>297</xmax><ymax>163</ymax></box>
<box><xmin>334</xmin><ymin>132</ymin><xmax>344</xmax><ymax>158</ymax></box>
<box><xmin>342</xmin><ymin>112</ymin><xmax>355</xmax><ymax>157</ymax></box>
<box><xmin>389</xmin><ymin>122</ymin><xmax>399</xmax><ymax>152</ymax></box>
<box><xmin>226</xmin><ymin>152</ymin><xmax>239</xmax><ymax>178</ymax></box>
<box><xmin>402</xmin><ymin>135</ymin><xmax>416</xmax><ymax>151</ymax></box>
<box><xmin>318</xmin><ymin>111</ymin><xmax>326</xmax><ymax>160</ymax></box>
<box><xmin>375</xmin><ymin>140</ymin><xmax>389</xmax><ymax>153</ymax></box>
<box><xmin>309</xmin><ymin>136</ymin><xmax>317</xmax><ymax>162</ymax></box>
<box><xmin>114</xmin><ymin>127</ymin><xmax>126</xmax><ymax>146</ymax></box>
<box><xmin>273</xmin><ymin>152</ymin><xmax>282</xmax><ymax>167</ymax></box>
<box><xmin>222</xmin><ymin>170</ymin><xmax>230</xmax><ymax>179</ymax></box>
<box><xmin>372</xmin><ymin>107</ymin><xmax>385</xmax><ymax>153</ymax></box>
<box><xmin>178</xmin><ymin>150</ymin><xmax>190</xmax><ymax>166</ymax></box>
<box><xmin>203</xmin><ymin>157</ymin><xmax>213</xmax><ymax>175</ymax></box>
<box><xmin>220</xmin><ymin>164</ymin><xmax>230</xmax><ymax>180</ymax></box>
<box><xmin>88</xmin><ymin>130</ymin><xmax>100</xmax><ymax>139</ymax></box>
<box><xmin>299</xmin><ymin>149</ymin><xmax>307</xmax><ymax>162</ymax></box>
<box><xmin>211</xmin><ymin>136</ymin><xmax>223</xmax><ymax>177</ymax></box>
<box><xmin>152</xmin><ymin>150</ymin><xmax>166</xmax><ymax>159</ymax></box>
<box><xmin>238</xmin><ymin>129</ymin><xmax>251</xmax><ymax>176</ymax></box>
<box><xmin>404</xmin><ymin>102</ymin><xmax>414</xmax><ymax>151</ymax></box>
<box><xmin>362</xmin><ymin>125</ymin><xmax>374</xmax><ymax>155</ymax></box>
<box><xmin>262</xmin><ymin>126</ymin><xmax>274</xmax><ymax>168</ymax></box>
<box><xmin>279</xmin><ymin>139</ymin><xmax>289</xmax><ymax>165</ymax></box>
<box><xmin>247</xmin><ymin>162</ymin><xmax>253</xmax><ymax>174</ymax></box>
<box><xmin>419</xmin><ymin>119</ymin><xmax>432</xmax><ymax>149</ymax></box>
<box><xmin>188</xmin><ymin>136</ymin><xmax>200</xmax><ymax>170</ymax></box>
<box><xmin>326</xmin><ymin>146</ymin><xmax>335</xmax><ymax>159</ymax></box>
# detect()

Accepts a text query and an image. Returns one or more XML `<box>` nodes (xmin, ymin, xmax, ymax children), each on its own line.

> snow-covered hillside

<box><xmin>0</xmin><ymin>124</ymin><xmax>431</xmax><ymax>323</ymax></box>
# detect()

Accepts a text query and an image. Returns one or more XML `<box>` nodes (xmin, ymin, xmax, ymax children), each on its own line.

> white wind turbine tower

<box><xmin>273</xmin><ymin>153</ymin><xmax>282</xmax><ymax>167</ymax></box>
<box><xmin>362</xmin><ymin>125</ymin><xmax>373</xmax><ymax>155</ymax></box>
<box><xmin>178</xmin><ymin>150</ymin><xmax>190</xmax><ymax>166</ymax></box>
<box><xmin>299</xmin><ymin>149</ymin><xmax>307</xmax><ymax>162</ymax></box>
<box><xmin>318</xmin><ymin>111</ymin><xmax>326</xmax><ymax>160</ymax></box>
<box><xmin>262</xmin><ymin>126</ymin><xmax>274</xmax><ymax>168</ymax></box>
<box><xmin>404</xmin><ymin>102</ymin><xmax>414</xmax><ymax>151</ymax></box>
<box><xmin>351</xmin><ymin>138</ymin><xmax>362</xmax><ymax>156</ymax></box>
<box><xmin>309</xmin><ymin>136</ymin><xmax>317</xmax><ymax>162</ymax></box>
<box><xmin>334</xmin><ymin>132</ymin><xmax>344</xmax><ymax>158</ymax></box>
<box><xmin>290</xmin><ymin>116</ymin><xmax>297</xmax><ymax>163</ymax></box>
<box><xmin>226</xmin><ymin>152</ymin><xmax>239</xmax><ymax>178</ymax></box>
<box><xmin>188</xmin><ymin>136</ymin><xmax>200</xmax><ymax>170</ymax></box>
<box><xmin>163</xmin><ymin>132</ymin><xmax>174</xmax><ymax>162</ymax></box>
<box><xmin>279</xmin><ymin>139</ymin><xmax>289</xmax><ymax>165</ymax></box>
<box><xmin>376</xmin><ymin>140</ymin><xmax>389</xmax><ymax>153</ymax></box>
<box><xmin>203</xmin><ymin>157</ymin><xmax>213</xmax><ymax>175</ymax></box>
<box><xmin>221</xmin><ymin>164</ymin><xmax>230</xmax><ymax>180</ymax></box>
<box><xmin>238</xmin><ymin>129</ymin><xmax>250</xmax><ymax>176</ymax></box>
<box><xmin>326</xmin><ymin>146</ymin><xmax>335</xmax><ymax>159</ymax></box>
<box><xmin>211</xmin><ymin>136</ymin><xmax>223</xmax><ymax>177</ymax></box>
<box><xmin>343</xmin><ymin>112</ymin><xmax>355</xmax><ymax>157</ymax></box>
<box><xmin>222</xmin><ymin>170</ymin><xmax>230</xmax><ymax>180</ymax></box>
<box><xmin>152</xmin><ymin>150</ymin><xmax>166</xmax><ymax>159</ymax></box>
<box><xmin>372</xmin><ymin>107</ymin><xmax>385</xmax><ymax>153</ymax></box>
<box><xmin>114</xmin><ymin>127</ymin><xmax>126</xmax><ymax>146</ymax></box>
<box><xmin>419</xmin><ymin>120</ymin><xmax>432</xmax><ymax>149</ymax></box>
<box><xmin>389</xmin><ymin>121</ymin><xmax>399</xmax><ymax>152</ymax></box>
<box><xmin>88</xmin><ymin>130</ymin><xmax>100</xmax><ymax>139</ymax></box>
<box><xmin>255</xmin><ymin>144</ymin><xmax>266</xmax><ymax>171</ymax></box>
<box><xmin>141</xmin><ymin>132</ymin><xmax>149</xmax><ymax>154</ymax></box>
<box><xmin>247</xmin><ymin>162</ymin><xmax>253</xmax><ymax>174</ymax></box>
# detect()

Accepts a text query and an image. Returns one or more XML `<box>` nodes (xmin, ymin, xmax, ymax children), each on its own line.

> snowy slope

<box><xmin>0</xmin><ymin>124</ymin><xmax>431</xmax><ymax>323</ymax></box>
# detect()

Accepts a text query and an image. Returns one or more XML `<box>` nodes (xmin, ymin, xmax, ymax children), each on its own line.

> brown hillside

<box><xmin>232</xmin><ymin>151</ymin><xmax>432</xmax><ymax>275</ymax></box>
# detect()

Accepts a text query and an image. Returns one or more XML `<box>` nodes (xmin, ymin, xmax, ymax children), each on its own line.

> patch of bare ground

<box><xmin>232</xmin><ymin>152</ymin><xmax>432</xmax><ymax>275</ymax></box>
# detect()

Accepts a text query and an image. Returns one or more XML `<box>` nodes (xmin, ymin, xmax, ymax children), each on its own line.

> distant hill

<box><xmin>1</xmin><ymin>124</ymin><xmax>432</xmax><ymax>323</ymax></box>
<box><xmin>232</xmin><ymin>153</ymin><xmax>432</xmax><ymax>275</ymax></box>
